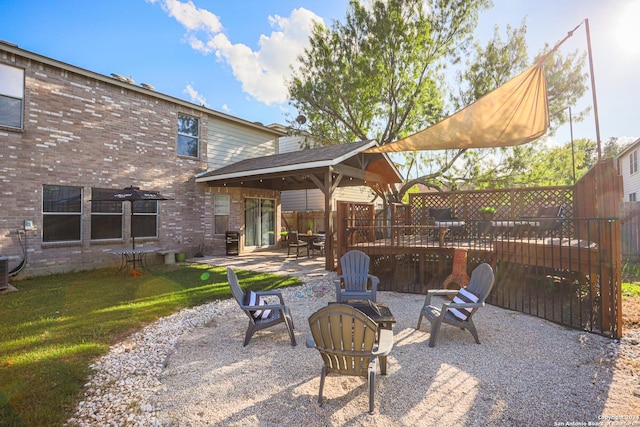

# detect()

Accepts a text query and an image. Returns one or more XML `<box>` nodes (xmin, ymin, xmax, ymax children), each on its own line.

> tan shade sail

<box><xmin>365</xmin><ymin>63</ymin><xmax>549</xmax><ymax>153</ymax></box>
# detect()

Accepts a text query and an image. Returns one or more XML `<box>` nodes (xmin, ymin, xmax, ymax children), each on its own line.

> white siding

<box><xmin>281</xmin><ymin>186</ymin><xmax>376</xmax><ymax>211</ymax></box>
<box><xmin>279</xmin><ymin>133</ymin><xmax>379</xmax><ymax>211</ymax></box>
<box><xmin>281</xmin><ymin>189</ymin><xmax>315</xmax><ymax>211</ymax></box>
<box><xmin>618</xmin><ymin>140</ymin><xmax>640</xmax><ymax>202</ymax></box>
<box><xmin>622</xmin><ymin>148</ymin><xmax>640</xmax><ymax>201</ymax></box>
<box><xmin>207</xmin><ymin>120</ymin><xmax>278</xmax><ymax>169</ymax></box>
<box><xmin>279</xmin><ymin>134</ymin><xmax>307</xmax><ymax>153</ymax></box>
<box><xmin>336</xmin><ymin>186</ymin><xmax>377</xmax><ymax>205</ymax></box>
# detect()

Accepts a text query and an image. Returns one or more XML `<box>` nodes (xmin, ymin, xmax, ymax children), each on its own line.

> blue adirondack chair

<box><xmin>334</xmin><ymin>250</ymin><xmax>379</xmax><ymax>303</ymax></box>
<box><xmin>227</xmin><ymin>268</ymin><xmax>296</xmax><ymax>347</ymax></box>
<box><xmin>417</xmin><ymin>263</ymin><xmax>495</xmax><ymax>347</ymax></box>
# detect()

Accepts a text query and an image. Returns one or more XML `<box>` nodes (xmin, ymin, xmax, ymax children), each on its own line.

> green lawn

<box><xmin>0</xmin><ymin>264</ymin><xmax>301</xmax><ymax>427</ymax></box>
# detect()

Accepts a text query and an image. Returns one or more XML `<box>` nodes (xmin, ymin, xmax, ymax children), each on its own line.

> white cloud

<box><xmin>152</xmin><ymin>1</ymin><xmax>322</xmax><ymax>105</ymax></box>
<box><xmin>184</xmin><ymin>84</ymin><xmax>208</xmax><ymax>107</ymax></box>
<box><xmin>163</xmin><ymin>0</ymin><xmax>222</xmax><ymax>33</ymax></box>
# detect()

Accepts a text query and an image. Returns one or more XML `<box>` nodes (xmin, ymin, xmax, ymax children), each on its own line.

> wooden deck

<box><xmin>495</xmin><ymin>239</ymin><xmax>599</xmax><ymax>277</ymax></box>
<box><xmin>334</xmin><ymin>159</ymin><xmax>622</xmax><ymax>338</ymax></box>
<box><xmin>349</xmin><ymin>235</ymin><xmax>600</xmax><ymax>283</ymax></box>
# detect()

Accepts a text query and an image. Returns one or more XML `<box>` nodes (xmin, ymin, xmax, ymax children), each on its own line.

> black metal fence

<box><xmin>339</xmin><ymin>216</ymin><xmax>620</xmax><ymax>338</ymax></box>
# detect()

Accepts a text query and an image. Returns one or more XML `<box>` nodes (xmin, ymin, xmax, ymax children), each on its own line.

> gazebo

<box><xmin>195</xmin><ymin>139</ymin><xmax>403</xmax><ymax>270</ymax></box>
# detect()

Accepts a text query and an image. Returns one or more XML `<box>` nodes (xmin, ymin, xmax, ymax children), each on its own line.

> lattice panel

<box><xmin>338</xmin><ymin>202</ymin><xmax>374</xmax><ymax>245</ymax></box>
<box><xmin>409</xmin><ymin>187</ymin><xmax>574</xmax><ymax>221</ymax></box>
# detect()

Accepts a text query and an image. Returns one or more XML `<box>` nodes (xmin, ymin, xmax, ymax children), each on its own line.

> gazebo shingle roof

<box><xmin>195</xmin><ymin>140</ymin><xmax>402</xmax><ymax>190</ymax></box>
<box><xmin>197</xmin><ymin>140</ymin><xmax>374</xmax><ymax>179</ymax></box>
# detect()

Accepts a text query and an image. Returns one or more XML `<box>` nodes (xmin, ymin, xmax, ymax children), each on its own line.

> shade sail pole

<box><xmin>585</xmin><ymin>18</ymin><xmax>602</xmax><ymax>160</ymax></box>
<box><xmin>542</xmin><ymin>19</ymin><xmax>601</xmax><ymax>159</ymax></box>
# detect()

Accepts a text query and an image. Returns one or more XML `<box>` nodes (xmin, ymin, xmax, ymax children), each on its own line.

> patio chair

<box><xmin>227</xmin><ymin>268</ymin><xmax>297</xmax><ymax>347</ymax></box>
<box><xmin>519</xmin><ymin>205</ymin><xmax>563</xmax><ymax>238</ymax></box>
<box><xmin>536</xmin><ymin>205</ymin><xmax>563</xmax><ymax>237</ymax></box>
<box><xmin>287</xmin><ymin>230</ymin><xmax>308</xmax><ymax>258</ymax></box>
<box><xmin>310</xmin><ymin>234</ymin><xmax>325</xmax><ymax>256</ymax></box>
<box><xmin>334</xmin><ymin>250</ymin><xmax>379</xmax><ymax>302</ymax></box>
<box><xmin>417</xmin><ymin>263</ymin><xmax>495</xmax><ymax>347</ymax></box>
<box><xmin>306</xmin><ymin>304</ymin><xmax>393</xmax><ymax>414</ymax></box>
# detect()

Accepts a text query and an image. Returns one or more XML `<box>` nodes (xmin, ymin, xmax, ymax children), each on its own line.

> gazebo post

<box><xmin>324</xmin><ymin>169</ymin><xmax>335</xmax><ymax>271</ymax></box>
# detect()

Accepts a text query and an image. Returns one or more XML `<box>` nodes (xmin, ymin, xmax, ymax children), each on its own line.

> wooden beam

<box><xmin>324</xmin><ymin>170</ymin><xmax>335</xmax><ymax>270</ymax></box>
<box><xmin>331</xmin><ymin>164</ymin><xmax>388</xmax><ymax>183</ymax></box>
<box><xmin>308</xmin><ymin>173</ymin><xmax>325</xmax><ymax>192</ymax></box>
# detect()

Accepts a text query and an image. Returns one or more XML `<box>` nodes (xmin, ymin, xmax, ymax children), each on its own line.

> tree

<box><xmin>451</xmin><ymin>22</ymin><xmax>529</xmax><ymax>110</ymax></box>
<box><xmin>526</xmin><ymin>138</ymin><xmax>597</xmax><ymax>186</ymax></box>
<box><xmin>288</xmin><ymin>0</ymin><xmax>590</xmax><ymax>200</ymax></box>
<box><xmin>603</xmin><ymin>136</ymin><xmax>624</xmax><ymax>159</ymax></box>
<box><xmin>288</xmin><ymin>0</ymin><xmax>492</xmax><ymax>147</ymax></box>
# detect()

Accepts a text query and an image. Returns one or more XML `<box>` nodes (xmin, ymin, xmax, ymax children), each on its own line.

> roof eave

<box><xmin>195</xmin><ymin>160</ymin><xmax>335</xmax><ymax>183</ymax></box>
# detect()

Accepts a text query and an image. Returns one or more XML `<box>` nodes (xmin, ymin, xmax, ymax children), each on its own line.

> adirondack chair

<box><xmin>306</xmin><ymin>304</ymin><xmax>393</xmax><ymax>414</ymax></box>
<box><xmin>417</xmin><ymin>263</ymin><xmax>495</xmax><ymax>347</ymax></box>
<box><xmin>227</xmin><ymin>268</ymin><xmax>296</xmax><ymax>347</ymax></box>
<box><xmin>334</xmin><ymin>250</ymin><xmax>379</xmax><ymax>302</ymax></box>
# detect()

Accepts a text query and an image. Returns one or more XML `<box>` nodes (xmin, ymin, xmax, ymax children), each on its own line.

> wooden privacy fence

<box><xmin>336</xmin><ymin>158</ymin><xmax>623</xmax><ymax>338</ymax></box>
<box><xmin>621</xmin><ymin>201</ymin><xmax>640</xmax><ymax>257</ymax></box>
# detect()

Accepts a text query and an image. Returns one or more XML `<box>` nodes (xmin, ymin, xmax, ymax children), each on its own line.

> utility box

<box><xmin>0</xmin><ymin>256</ymin><xmax>8</xmax><ymax>290</ymax></box>
<box><xmin>225</xmin><ymin>231</ymin><xmax>240</xmax><ymax>256</ymax></box>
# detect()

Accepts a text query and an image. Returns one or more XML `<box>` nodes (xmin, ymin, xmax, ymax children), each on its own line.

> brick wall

<box><xmin>0</xmin><ymin>47</ymin><xmax>278</xmax><ymax>276</ymax></box>
<box><xmin>208</xmin><ymin>186</ymin><xmax>281</xmax><ymax>255</ymax></box>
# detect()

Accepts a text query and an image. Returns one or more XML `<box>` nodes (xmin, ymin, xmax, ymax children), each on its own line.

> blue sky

<box><xmin>1</xmin><ymin>0</ymin><xmax>638</xmax><ymax>147</ymax></box>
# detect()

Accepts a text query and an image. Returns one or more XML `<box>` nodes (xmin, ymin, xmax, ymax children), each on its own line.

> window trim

<box><xmin>0</xmin><ymin>63</ymin><xmax>25</xmax><ymax>129</ymax></box>
<box><xmin>42</xmin><ymin>185</ymin><xmax>83</xmax><ymax>243</ymax></box>
<box><xmin>177</xmin><ymin>113</ymin><xmax>200</xmax><ymax>158</ymax></box>
<box><xmin>214</xmin><ymin>194</ymin><xmax>230</xmax><ymax>235</ymax></box>
<box><xmin>90</xmin><ymin>188</ymin><xmax>124</xmax><ymax>241</ymax></box>
<box><xmin>630</xmin><ymin>150</ymin><xmax>638</xmax><ymax>175</ymax></box>
<box><xmin>132</xmin><ymin>200</ymin><xmax>159</xmax><ymax>239</ymax></box>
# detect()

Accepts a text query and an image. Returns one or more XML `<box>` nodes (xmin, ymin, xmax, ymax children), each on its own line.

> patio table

<box><xmin>108</xmin><ymin>247</ymin><xmax>159</xmax><ymax>277</ymax></box>
<box><xmin>490</xmin><ymin>220</ymin><xmax>539</xmax><ymax>240</ymax></box>
<box><xmin>435</xmin><ymin>220</ymin><xmax>466</xmax><ymax>239</ymax></box>
<box><xmin>298</xmin><ymin>233</ymin><xmax>325</xmax><ymax>257</ymax></box>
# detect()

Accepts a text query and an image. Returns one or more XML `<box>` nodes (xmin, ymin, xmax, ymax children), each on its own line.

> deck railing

<box><xmin>337</xmin><ymin>214</ymin><xmax>621</xmax><ymax>338</ymax></box>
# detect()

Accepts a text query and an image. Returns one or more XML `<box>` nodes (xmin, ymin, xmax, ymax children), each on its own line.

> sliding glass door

<box><xmin>245</xmin><ymin>198</ymin><xmax>275</xmax><ymax>247</ymax></box>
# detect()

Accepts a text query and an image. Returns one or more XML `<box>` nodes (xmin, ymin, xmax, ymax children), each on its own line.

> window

<box><xmin>214</xmin><ymin>195</ymin><xmax>230</xmax><ymax>234</ymax></box>
<box><xmin>91</xmin><ymin>188</ymin><xmax>123</xmax><ymax>240</ymax></box>
<box><xmin>177</xmin><ymin>114</ymin><xmax>199</xmax><ymax>157</ymax></box>
<box><xmin>43</xmin><ymin>185</ymin><xmax>82</xmax><ymax>242</ymax></box>
<box><xmin>631</xmin><ymin>150</ymin><xmax>638</xmax><ymax>175</ymax></box>
<box><xmin>630</xmin><ymin>193</ymin><xmax>637</xmax><ymax>202</ymax></box>
<box><xmin>132</xmin><ymin>200</ymin><xmax>158</xmax><ymax>238</ymax></box>
<box><xmin>0</xmin><ymin>63</ymin><xmax>24</xmax><ymax>128</ymax></box>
